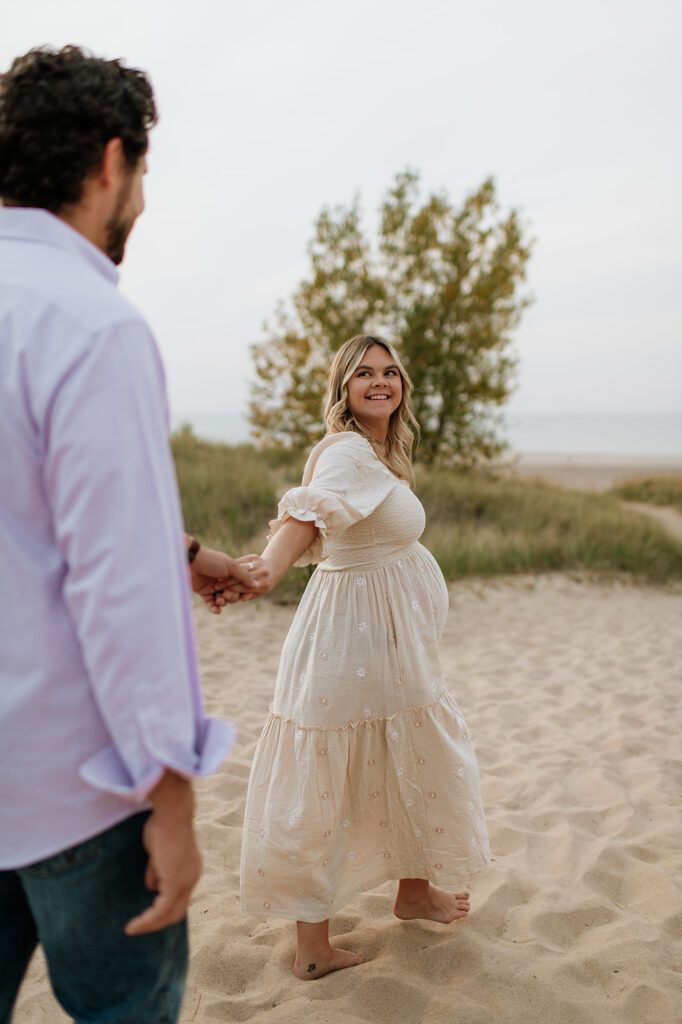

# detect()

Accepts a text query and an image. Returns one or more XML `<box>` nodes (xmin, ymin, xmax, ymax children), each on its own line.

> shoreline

<box><xmin>500</xmin><ymin>452</ymin><xmax>682</xmax><ymax>492</ymax></box>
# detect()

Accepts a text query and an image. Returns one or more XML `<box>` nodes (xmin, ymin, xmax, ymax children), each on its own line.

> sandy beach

<box><xmin>14</xmin><ymin>569</ymin><xmax>682</xmax><ymax>1024</ymax></box>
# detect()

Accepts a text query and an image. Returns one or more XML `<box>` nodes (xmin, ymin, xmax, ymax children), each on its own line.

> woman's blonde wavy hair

<box><xmin>324</xmin><ymin>334</ymin><xmax>420</xmax><ymax>481</ymax></box>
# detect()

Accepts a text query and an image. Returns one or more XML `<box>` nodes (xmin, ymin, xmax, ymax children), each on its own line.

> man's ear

<box><xmin>96</xmin><ymin>138</ymin><xmax>126</xmax><ymax>191</ymax></box>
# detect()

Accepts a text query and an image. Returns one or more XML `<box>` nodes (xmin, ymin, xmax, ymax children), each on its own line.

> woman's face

<box><xmin>345</xmin><ymin>344</ymin><xmax>403</xmax><ymax>440</ymax></box>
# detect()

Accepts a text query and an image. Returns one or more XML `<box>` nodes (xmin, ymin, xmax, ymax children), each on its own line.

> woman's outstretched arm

<box><xmin>231</xmin><ymin>518</ymin><xmax>318</xmax><ymax>600</ymax></box>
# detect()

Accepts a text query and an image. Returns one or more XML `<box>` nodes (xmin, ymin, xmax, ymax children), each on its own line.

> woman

<box><xmin>238</xmin><ymin>334</ymin><xmax>490</xmax><ymax>979</ymax></box>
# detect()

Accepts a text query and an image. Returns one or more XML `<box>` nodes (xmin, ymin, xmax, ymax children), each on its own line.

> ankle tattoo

<box><xmin>307</xmin><ymin>963</ymin><xmax>316</xmax><ymax>973</ymax></box>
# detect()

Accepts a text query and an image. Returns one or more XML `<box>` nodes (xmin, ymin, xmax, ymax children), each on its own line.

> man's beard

<box><xmin>105</xmin><ymin>174</ymin><xmax>135</xmax><ymax>265</ymax></box>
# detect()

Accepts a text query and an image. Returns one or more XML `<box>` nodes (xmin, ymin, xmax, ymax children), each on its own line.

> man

<box><xmin>0</xmin><ymin>46</ymin><xmax>264</xmax><ymax>1021</ymax></box>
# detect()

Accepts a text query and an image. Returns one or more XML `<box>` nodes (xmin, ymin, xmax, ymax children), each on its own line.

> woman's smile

<box><xmin>346</xmin><ymin>345</ymin><xmax>403</xmax><ymax>440</ymax></box>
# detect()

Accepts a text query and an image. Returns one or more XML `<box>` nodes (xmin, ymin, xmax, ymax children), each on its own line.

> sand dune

<box><xmin>14</xmin><ymin>575</ymin><xmax>682</xmax><ymax>1024</ymax></box>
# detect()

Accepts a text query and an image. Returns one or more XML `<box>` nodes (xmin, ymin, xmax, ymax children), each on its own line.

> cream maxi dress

<box><xmin>241</xmin><ymin>431</ymin><xmax>490</xmax><ymax>922</ymax></box>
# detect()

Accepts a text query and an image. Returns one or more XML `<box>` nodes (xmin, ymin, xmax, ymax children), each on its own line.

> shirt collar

<box><xmin>0</xmin><ymin>207</ymin><xmax>120</xmax><ymax>286</ymax></box>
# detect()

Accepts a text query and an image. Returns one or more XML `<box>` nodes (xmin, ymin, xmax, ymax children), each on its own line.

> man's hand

<box><xmin>125</xmin><ymin>771</ymin><xmax>201</xmax><ymax>936</ymax></box>
<box><xmin>189</xmin><ymin>543</ymin><xmax>269</xmax><ymax>613</ymax></box>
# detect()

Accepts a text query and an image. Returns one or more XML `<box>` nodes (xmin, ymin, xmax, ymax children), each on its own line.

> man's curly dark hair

<box><xmin>0</xmin><ymin>45</ymin><xmax>158</xmax><ymax>211</ymax></box>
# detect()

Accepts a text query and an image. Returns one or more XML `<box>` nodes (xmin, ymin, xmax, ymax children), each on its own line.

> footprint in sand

<box><xmin>530</xmin><ymin>905</ymin><xmax>618</xmax><ymax>949</ymax></box>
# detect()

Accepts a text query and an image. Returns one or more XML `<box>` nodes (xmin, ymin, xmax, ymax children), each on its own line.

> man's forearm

<box><xmin>147</xmin><ymin>768</ymin><xmax>194</xmax><ymax>823</ymax></box>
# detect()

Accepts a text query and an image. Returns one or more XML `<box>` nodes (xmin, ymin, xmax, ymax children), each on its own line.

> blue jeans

<box><xmin>0</xmin><ymin>812</ymin><xmax>187</xmax><ymax>1023</ymax></box>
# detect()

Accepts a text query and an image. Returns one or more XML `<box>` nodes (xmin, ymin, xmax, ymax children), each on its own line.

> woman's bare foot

<box><xmin>293</xmin><ymin>946</ymin><xmax>364</xmax><ymax>980</ymax></box>
<box><xmin>393</xmin><ymin>879</ymin><xmax>471</xmax><ymax>923</ymax></box>
<box><xmin>293</xmin><ymin>919</ymin><xmax>364</xmax><ymax>981</ymax></box>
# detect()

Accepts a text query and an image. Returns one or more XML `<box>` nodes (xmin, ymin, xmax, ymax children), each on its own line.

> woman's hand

<box><xmin>190</xmin><ymin>545</ymin><xmax>270</xmax><ymax>612</ymax></box>
<box><xmin>220</xmin><ymin>554</ymin><xmax>274</xmax><ymax>602</ymax></box>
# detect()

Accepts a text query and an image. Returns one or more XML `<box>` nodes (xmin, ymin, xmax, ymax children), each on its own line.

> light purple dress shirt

<box><xmin>0</xmin><ymin>208</ymin><xmax>235</xmax><ymax>869</ymax></box>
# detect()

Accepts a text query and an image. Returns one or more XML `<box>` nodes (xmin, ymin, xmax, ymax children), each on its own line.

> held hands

<box><xmin>190</xmin><ymin>519</ymin><xmax>315</xmax><ymax>610</ymax></box>
<box><xmin>189</xmin><ymin>544</ymin><xmax>271</xmax><ymax>613</ymax></box>
<box><xmin>217</xmin><ymin>520</ymin><xmax>317</xmax><ymax>603</ymax></box>
<box><xmin>215</xmin><ymin>553</ymin><xmax>275</xmax><ymax>604</ymax></box>
<box><xmin>212</xmin><ymin>553</ymin><xmax>273</xmax><ymax>606</ymax></box>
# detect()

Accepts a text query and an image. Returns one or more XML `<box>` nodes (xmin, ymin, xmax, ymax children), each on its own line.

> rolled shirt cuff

<box><xmin>78</xmin><ymin>716</ymin><xmax>236</xmax><ymax>803</ymax></box>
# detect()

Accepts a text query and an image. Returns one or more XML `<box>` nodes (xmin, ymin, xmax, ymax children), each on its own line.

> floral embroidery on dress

<box><xmin>321</xmin><ymin>791</ymin><xmax>330</xmax><ymax>800</ymax></box>
<box><xmin>320</xmin><ymin>651</ymin><xmax>329</xmax><ymax>660</ymax></box>
<box><xmin>356</xmin><ymin>576</ymin><xmax>367</xmax><ymax>588</ymax></box>
<box><xmin>411</xmin><ymin>599</ymin><xmax>419</xmax><ymax>610</ymax></box>
<box><xmin>298</xmin><ymin>672</ymin><xmax>306</xmax><ymax>685</ymax></box>
<box><xmin>317</xmin><ymin>748</ymin><xmax>327</xmax><ymax>757</ymax></box>
<box><xmin>417</xmin><ymin>757</ymin><xmax>426</xmax><ymax>766</ymax></box>
<box><xmin>379</xmin><ymin>821</ymin><xmax>388</xmax><ymax>829</ymax></box>
<box><xmin>371</xmin><ymin>790</ymin><xmax>381</xmax><ymax>799</ymax></box>
<box><xmin>263</xmin><ymin>901</ymin><xmax>271</xmax><ymax>911</ymax></box>
<box><xmin>356</xmin><ymin>667</ymin><xmax>367</xmax><ymax>678</ymax></box>
<box><xmin>367</xmin><ymin>758</ymin><xmax>376</xmax><ymax>767</ymax></box>
<box><xmin>349</xmin><ymin>851</ymin><xmax>356</xmax><ymax>860</ymax></box>
<box><xmin>362</xmin><ymin>706</ymin><xmax>372</xmax><ymax>718</ymax></box>
<box><xmin>457</xmin><ymin>766</ymin><xmax>465</xmax><ymax>777</ymax></box>
<box><xmin>358</xmin><ymin>621</ymin><xmax>368</xmax><ymax>632</ymax></box>
<box><xmin>413</xmin><ymin>827</ymin><xmax>422</xmax><ymax>838</ymax></box>
<box><xmin>428</xmin><ymin>791</ymin><xmax>437</xmax><ymax>799</ymax></box>
<box><xmin>434</xmin><ymin>862</ymin><xmax>443</xmax><ymax>870</ymax></box>
<box><xmin>287</xmin><ymin>814</ymin><xmax>297</xmax><ymax>827</ymax></box>
<box><xmin>397</xmin><ymin>560</ymin><xmax>404</xmax><ymax>568</ymax></box>
<box><xmin>417</xmin><ymin>641</ymin><xmax>425</xmax><ymax>654</ymax></box>
<box><xmin>389</xmin><ymin>728</ymin><xmax>399</xmax><ymax>740</ymax></box>
<box><xmin>342</xmin><ymin>818</ymin><xmax>350</xmax><ymax>828</ymax></box>
<box><xmin>434</xmin><ymin>826</ymin><xmax>444</xmax><ymax>834</ymax></box>
<box><xmin>383</xmin><ymin>851</ymin><xmax>392</xmax><ymax>859</ymax></box>
<box><xmin>257</xmin><ymin>868</ymin><xmax>265</xmax><ymax>877</ymax></box>
<box><xmin>397</xmin><ymin>767</ymin><xmax>406</xmax><ymax>777</ymax></box>
<box><xmin>319</xmin><ymin>697</ymin><xmax>329</xmax><ymax>705</ymax></box>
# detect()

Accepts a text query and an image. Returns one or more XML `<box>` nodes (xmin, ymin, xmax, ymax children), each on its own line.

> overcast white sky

<box><xmin>3</xmin><ymin>0</ymin><xmax>681</xmax><ymax>430</ymax></box>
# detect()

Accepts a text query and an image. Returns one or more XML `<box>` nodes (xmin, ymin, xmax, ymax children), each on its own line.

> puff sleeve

<box><xmin>268</xmin><ymin>433</ymin><xmax>398</xmax><ymax>566</ymax></box>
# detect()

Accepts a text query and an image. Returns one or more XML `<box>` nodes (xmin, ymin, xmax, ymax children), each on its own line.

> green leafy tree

<box><xmin>250</xmin><ymin>171</ymin><xmax>532</xmax><ymax>464</ymax></box>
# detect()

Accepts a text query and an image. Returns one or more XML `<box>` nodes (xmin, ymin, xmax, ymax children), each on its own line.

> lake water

<box><xmin>172</xmin><ymin>411</ymin><xmax>682</xmax><ymax>457</ymax></box>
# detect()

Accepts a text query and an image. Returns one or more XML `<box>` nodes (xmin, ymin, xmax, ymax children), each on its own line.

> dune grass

<box><xmin>172</xmin><ymin>430</ymin><xmax>682</xmax><ymax>600</ymax></box>
<box><xmin>416</xmin><ymin>467</ymin><xmax>682</xmax><ymax>583</ymax></box>
<box><xmin>608</xmin><ymin>476</ymin><xmax>682</xmax><ymax>513</ymax></box>
<box><xmin>171</xmin><ymin>426</ymin><xmax>283</xmax><ymax>552</ymax></box>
